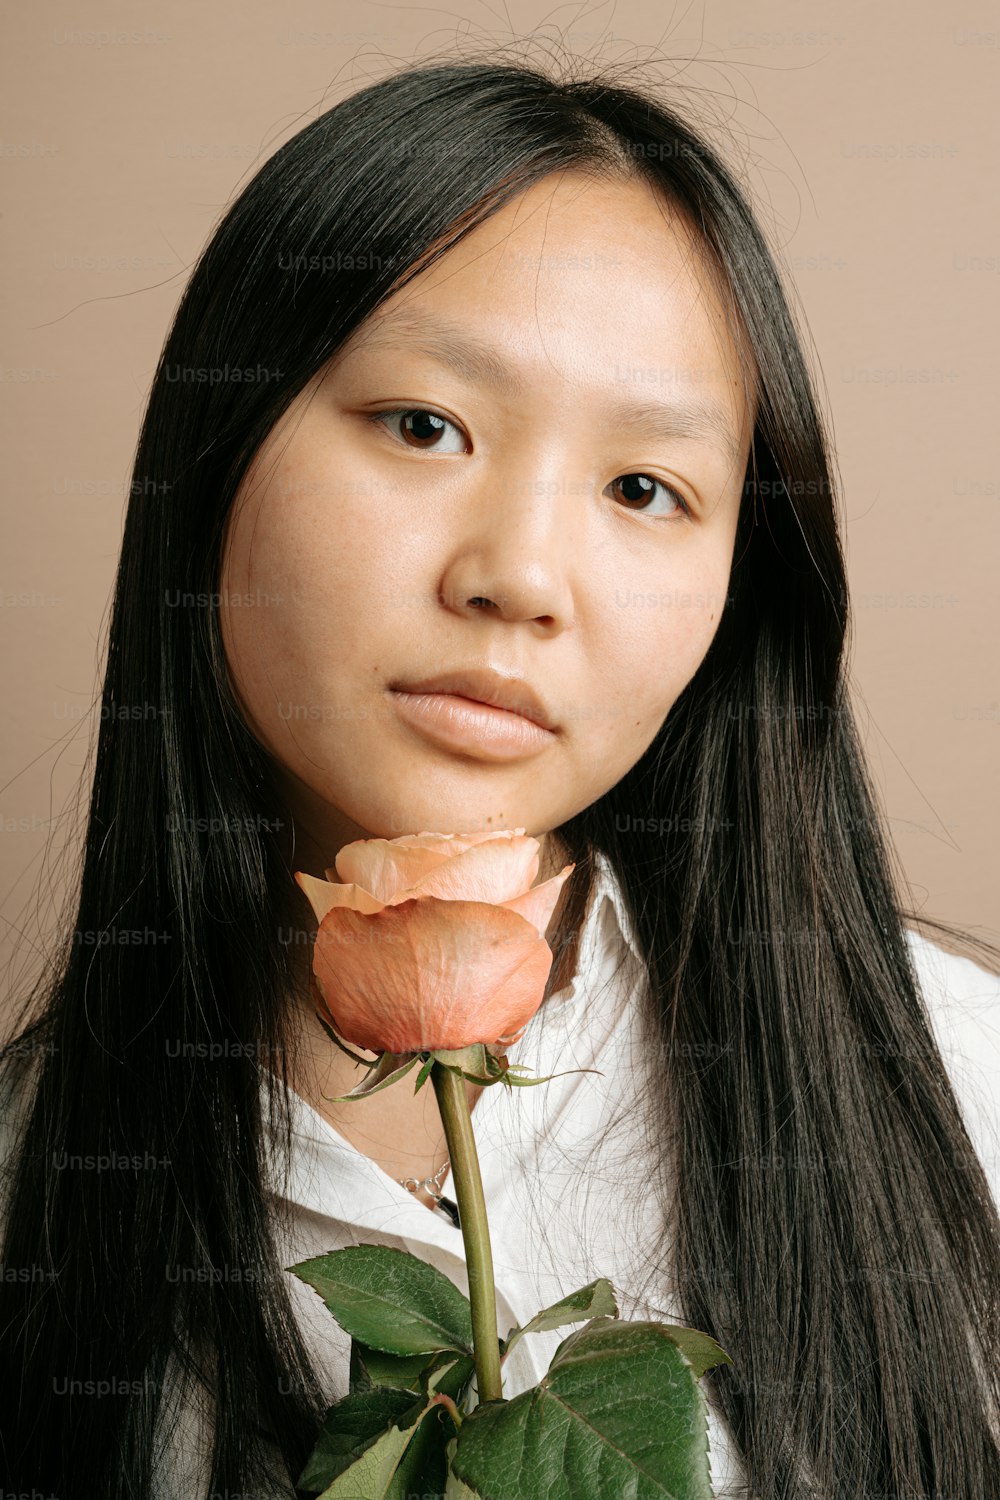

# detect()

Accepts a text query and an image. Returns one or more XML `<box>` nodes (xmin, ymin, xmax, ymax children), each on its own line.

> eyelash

<box><xmin>365</xmin><ymin>407</ymin><xmax>692</xmax><ymax>520</ymax></box>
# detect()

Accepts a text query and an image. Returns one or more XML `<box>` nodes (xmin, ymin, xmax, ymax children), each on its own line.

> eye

<box><xmin>367</xmin><ymin>407</ymin><xmax>468</xmax><ymax>454</ymax></box>
<box><xmin>367</xmin><ymin>408</ymin><xmax>691</xmax><ymax>520</ymax></box>
<box><xmin>608</xmin><ymin>473</ymin><xmax>690</xmax><ymax>520</ymax></box>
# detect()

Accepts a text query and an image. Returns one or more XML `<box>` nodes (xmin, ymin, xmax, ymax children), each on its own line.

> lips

<box><xmin>388</xmin><ymin>668</ymin><xmax>558</xmax><ymax>732</ymax></box>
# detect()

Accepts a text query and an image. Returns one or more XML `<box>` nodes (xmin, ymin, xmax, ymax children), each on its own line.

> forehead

<box><xmin>337</xmin><ymin>171</ymin><xmax>755</xmax><ymax>465</ymax></box>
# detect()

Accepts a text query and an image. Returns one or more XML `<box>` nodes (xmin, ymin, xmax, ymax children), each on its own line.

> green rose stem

<box><xmin>430</xmin><ymin>1059</ymin><xmax>503</xmax><ymax>1405</ymax></box>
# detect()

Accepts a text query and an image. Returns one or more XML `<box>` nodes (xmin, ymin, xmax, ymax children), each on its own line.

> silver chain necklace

<box><xmin>396</xmin><ymin>1157</ymin><xmax>461</xmax><ymax>1228</ymax></box>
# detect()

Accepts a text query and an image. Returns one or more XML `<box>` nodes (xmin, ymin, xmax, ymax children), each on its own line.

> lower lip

<box><xmin>388</xmin><ymin>691</ymin><xmax>556</xmax><ymax>761</ymax></box>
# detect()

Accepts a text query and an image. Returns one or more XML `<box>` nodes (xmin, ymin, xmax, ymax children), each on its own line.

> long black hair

<box><xmin>2</xmin><ymin>47</ymin><xmax>998</xmax><ymax>1499</ymax></box>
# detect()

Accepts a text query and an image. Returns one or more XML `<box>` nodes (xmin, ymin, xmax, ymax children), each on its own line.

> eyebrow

<box><xmin>352</xmin><ymin>307</ymin><xmax>747</xmax><ymax>472</ymax></box>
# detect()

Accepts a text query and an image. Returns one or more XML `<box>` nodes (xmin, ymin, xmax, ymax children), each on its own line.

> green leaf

<box><xmin>385</xmin><ymin>1402</ymin><xmax>454</xmax><ymax>1499</ymax></box>
<box><xmin>500</xmin><ymin>1065</ymin><xmax>605</xmax><ymax>1088</ymax></box>
<box><xmin>430</xmin><ymin>1043</ymin><xmax>488</xmax><ymax>1070</ymax></box>
<box><xmin>429</xmin><ymin>1043</ymin><xmax>496</xmax><ymax>1084</ymax></box>
<box><xmin>422</xmin><ymin>1349</ymin><xmax>478</xmax><ymax>1405</ymax></box>
<box><xmin>306</xmin><ymin>1396</ymin><xmax>455</xmax><ymax>1499</ymax></box>
<box><xmin>502</xmin><ymin>1278</ymin><xmax>619</xmax><ymax>1359</ymax></box>
<box><xmin>320</xmin><ymin>1050</ymin><xmax>421</xmax><ymax>1102</ymax></box>
<box><xmin>424</xmin><ymin>1048</ymin><xmax>603</xmax><ymax>1091</ymax></box>
<box><xmin>349</xmin><ymin>1343</ymin><xmax>478</xmax><ymax>1409</ymax></box>
<box><xmin>452</xmin><ymin>1317</ymin><xmax>732</xmax><ymax>1500</ymax></box>
<box><xmin>650</xmin><ymin>1325</ymin><xmax>733</xmax><ymax>1382</ymax></box>
<box><xmin>444</xmin><ymin>1476</ymin><xmax>480</xmax><ymax>1498</ymax></box>
<box><xmin>429</xmin><ymin>1045</ymin><xmax>524</xmax><ymax>1086</ymax></box>
<box><xmin>313</xmin><ymin>1008</ymin><xmax>372</xmax><ymax>1065</ymax></box>
<box><xmin>412</xmin><ymin>1054</ymin><xmax>436</xmax><ymax>1093</ymax></box>
<box><xmin>288</xmin><ymin>1244</ymin><xmax>474</xmax><ymax>1357</ymax></box>
<box><xmin>350</xmin><ymin>1342</ymin><xmax>436</xmax><ymax>1395</ymax></box>
<box><xmin>297</xmin><ymin>1387</ymin><xmax>420</xmax><ymax>1491</ymax></box>
<box><xmin>444</xmin><ymin>1436</ymin><xmax>481</xmax><ymax>1497</ymax></box>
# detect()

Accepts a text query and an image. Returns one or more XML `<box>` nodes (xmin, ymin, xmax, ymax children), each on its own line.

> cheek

<box><xmin>612</xmin><ymin>552</ymin><xmax>731</xmax><ymax>702</ymax></box>
<box><xmin>222</xmin><ymin>457</ymin><xmax>367</xmax><ymax>636</ymax></box>
<box><xmin>218</xmin><ymin>482</ymin><xmax>335</xmax><ymax>737</ymax></box>
<box><xmin>218</xmin><ymin>453</ymin><xmax>421</xmax><ymax>747</ymax></box>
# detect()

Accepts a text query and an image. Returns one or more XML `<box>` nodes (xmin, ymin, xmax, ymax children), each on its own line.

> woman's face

<box><xmin>219</xmin><ymin>169</ymin><xmax>754</xmax><ymax>874</ymax></box>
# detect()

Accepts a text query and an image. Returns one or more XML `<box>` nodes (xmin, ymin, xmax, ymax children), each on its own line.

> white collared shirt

<box><xmin>256</xmin><ymin>847</ymin><xmax>759</xmax><ymax>1493</ymax></box>
<box><xmin>3</xmin><ymin>853</ymin><xmax>998</xmax><ymax>1497</ymax></box>
<box><xmin>257</xmin><ymin>853</ymin><xmax>1000</xmax><ymax>1500</ymax></box>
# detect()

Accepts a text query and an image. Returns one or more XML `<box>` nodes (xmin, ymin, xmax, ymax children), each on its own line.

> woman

<box><xmin>1</xmin><ymin>53</ymin><xmax>998</xmax><ymax>1499</ymax></box>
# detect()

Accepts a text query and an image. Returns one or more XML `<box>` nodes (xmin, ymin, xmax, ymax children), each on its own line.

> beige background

<box><xmin>1</xmin><ymin>1</ymin><xmax>997</xmax><ymax>1003</ymax></box>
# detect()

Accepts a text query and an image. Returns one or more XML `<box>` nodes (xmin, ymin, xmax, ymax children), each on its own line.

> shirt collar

<box><xmin>539</xmin><ymin>845</ymin><xmax>643</xmax><ymax>1013</ymax></box>
<box><xmin>588</xmin><ymin>847</ymin><xmax>642</xmax><ymax>964</ymax></box>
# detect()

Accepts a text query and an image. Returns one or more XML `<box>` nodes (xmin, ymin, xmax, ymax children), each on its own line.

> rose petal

<box><xmin>403</xmin><ymin>828</ymin><xmax>527</xmax><ymax>854</ymax></box>
<box><xmin>395</xmin><ymin>836</ymin><xmax>541</xmax><ymax>906</ymax></box>
<box><xmin>332</xmin><ymin>839</ymin><xmax>456</xmax><ymax>901</ymax></box>
<box><xmin>322</xmin><ymin>828</ymin><xmax>526</xmax><ymax>883</ymax></box>
<box><xmin>500</xmin><ymin>863</ymin><xmax>576</xmax><ymax>938</ymax></box>
<box><xmin>331</xmin><ymin>828</ymin><xmax>535</xmax><ymax>903</ymax></box>
<box><xmin>312</xmin><ymin>897</ymin><xmax>554</xmax><ymax>1053</ymax></box>
<box><xmin>295</xmin><ymin>871</ymin><xmax>385</xmax><ymax>924</ymax></box>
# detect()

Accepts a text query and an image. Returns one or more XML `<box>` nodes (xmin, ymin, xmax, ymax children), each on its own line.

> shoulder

<box><xmin>904</xmin><ymin>926</ymin><xmax>1000</xmax><ymax>1210</ymax></box>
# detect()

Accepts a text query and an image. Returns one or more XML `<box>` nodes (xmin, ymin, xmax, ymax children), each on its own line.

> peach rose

<box><xmin>294</xmin><ymin>829</ymin><xmax>575</xmax><ymax>1054</ymax></box>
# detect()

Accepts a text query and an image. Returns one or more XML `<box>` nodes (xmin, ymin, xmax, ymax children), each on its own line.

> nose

<box><xmin>436</xmin><ymin>461</ymin><xmax>578</xmax><ymax>633</ymax></box>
